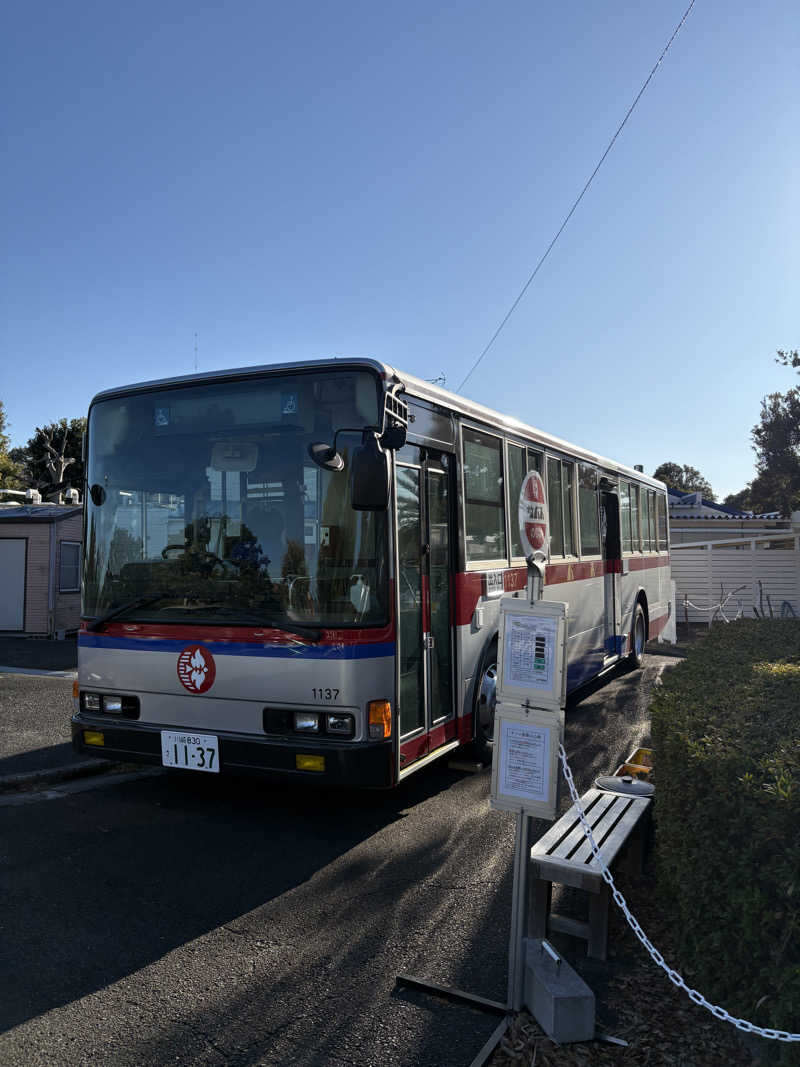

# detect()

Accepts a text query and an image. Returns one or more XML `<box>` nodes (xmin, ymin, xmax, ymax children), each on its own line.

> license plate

<box><xmin>161</xmin><ymin>731</ymin><xmax>220</xmax><ymax>773</ymax></box>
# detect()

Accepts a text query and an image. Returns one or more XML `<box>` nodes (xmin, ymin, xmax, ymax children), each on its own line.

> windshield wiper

<box><xmin>84</xmin><ymin>594</ymin><xmax>180</xmax><ymax>632</ymax></box>
<box><xmin>203</xmin><ymin>608</ymin><xmax>323</xmax><ymax>643</ymax></box>
<box><xmin>253</xmin><ymin>618</ymin><xmax>323</xmax><ymax>643</ymax></box>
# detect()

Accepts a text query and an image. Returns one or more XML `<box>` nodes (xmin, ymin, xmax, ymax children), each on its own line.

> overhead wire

<box><xmin>456</xmin><ymin>0</ymin><xmax>697</xmax><ymax>393</ymax></box>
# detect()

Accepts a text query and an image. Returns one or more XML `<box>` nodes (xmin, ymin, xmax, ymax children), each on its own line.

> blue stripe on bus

<box><xmin>78</xmin><ymin>634</ymin><xmax>395</xmax><ymax>660</ymax></box>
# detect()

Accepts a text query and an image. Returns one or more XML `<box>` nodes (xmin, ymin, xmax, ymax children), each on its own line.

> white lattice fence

<box><xmin>671</xmin><ymin>536</ymin><xmax>800</xmax><ymax>623</ymax></box>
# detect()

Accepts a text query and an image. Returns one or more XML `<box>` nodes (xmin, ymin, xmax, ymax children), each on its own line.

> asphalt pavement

<box><xmin>0</xmin><ymin>635</ymin><xmax>115</xmax><ymax>790</ymax></box>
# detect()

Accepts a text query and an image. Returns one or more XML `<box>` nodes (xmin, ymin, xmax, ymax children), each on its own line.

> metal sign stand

<box><xmin>492</xmin><ymin>556</ymin><xmax>598</xmax><ymax>1044</ymax></box>
<box><xmin>491</xmin><ymin>552</ymin><xmax>568</xmax><ymax>1011</ymax></box>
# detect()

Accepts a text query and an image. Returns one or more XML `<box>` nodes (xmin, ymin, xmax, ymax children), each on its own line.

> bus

<box><xmin>72</xmin><ymin>358</ymin><xmax>672</xmax><ymax>787</ymax></box>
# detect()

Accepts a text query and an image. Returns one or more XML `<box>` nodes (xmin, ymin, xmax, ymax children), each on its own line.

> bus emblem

<box><xmin>177</xmin><ymin>645</ymin><xmax>217</xmax><ymax>694</ymax></box>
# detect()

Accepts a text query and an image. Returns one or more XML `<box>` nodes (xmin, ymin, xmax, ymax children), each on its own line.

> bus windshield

<box><xmin>83</xmin><ymin>369</ymin><xmax>389</xmax><ymax>629</ymax></box>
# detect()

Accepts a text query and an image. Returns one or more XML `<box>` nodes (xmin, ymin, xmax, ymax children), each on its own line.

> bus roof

<box><xmin>89</xmin><ymin>356</ymin><xmax>665</xmax><ymax>490</ymax></box>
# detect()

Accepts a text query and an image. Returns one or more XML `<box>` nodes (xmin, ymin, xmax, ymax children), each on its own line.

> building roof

<box><xmin>667</xmin><ymin>487</ymin><xmax>781</xmax><ymax>520</ymax></box>
<box><xmin>0</xmin><ymin>504</ymin><xmax>82</xmax><ymax>524</ymax></box>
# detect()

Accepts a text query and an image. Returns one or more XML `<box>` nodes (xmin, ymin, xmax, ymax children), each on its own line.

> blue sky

<box><xmin>1</xmin><ymin>0</ymin><xmax>797</xmax><ymax>499</ymax></box>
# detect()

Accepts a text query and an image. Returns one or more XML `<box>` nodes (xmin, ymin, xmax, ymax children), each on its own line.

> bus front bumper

<box><xmin>71</xmin><ymin>715</ymin><xmax>395</xmax><ymax>788</ymax></box>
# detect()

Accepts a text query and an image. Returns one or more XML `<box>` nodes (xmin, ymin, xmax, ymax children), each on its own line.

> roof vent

<box><xmin>634</xmin><ymin>464</ymin><xmax>644</xmax><ymax>473</ymax></box>
<box><xmin>64</xmin><ymin>488</ymin><xmax>80</xmax><ymax>505</ymax></box>
<box><xmin>25</xmin><ymin>488</ymin><xmax>42</xmax><ymax>504</ymax></box>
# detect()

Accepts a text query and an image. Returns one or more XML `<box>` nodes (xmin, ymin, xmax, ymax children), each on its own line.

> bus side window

<box><xmin>641</xmin><ymin>489</ymin><xmax>651</xmax><ymax>552</ymax></box>
<box><xmin>562</xmin><ymin>461</ymin><xmax>575</xmax><ymax>556</ymax></box>
<box><xmin>630</xmin><ymin>484</ymin><xmax>641</xmax><ymax>552</ymax></box>
<box><xmin>507</xmin><ymin>443</ymin><xmax>527</xmax><ymax>558</ymax></box>
<box><xmin>620</xmin><ymin>482</ymin><xmax>632</xmax><ymax>553</ymax></box>
<box><xmin>656</xmin><ymin>493</ymin><xmax>668</xmax><ymax>550</ymax></box>
<box><xmin>547</xmin><ymin>458</ymin><xmax>564</xmax><ymax>556</ymax></box>
<box><xmin>463</xmin><ymin>428</ymin><xmax>506</xmax><ymax>562</ymax></box>
<box><xmin>547</xmin><ymin>457</ymin><xmax>575</xmax><ymax>557</ymax></box>
<box><xmin>578</xmin><ymin>464</ymin><xmax>600</xmax><ymax>556</ymax></box>
<box><xmin>527</xmin><ymin>449</ymin><xmax>543</xmax><ymax>473</ymax></box>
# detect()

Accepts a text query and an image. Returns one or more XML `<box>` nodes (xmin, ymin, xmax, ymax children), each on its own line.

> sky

<box><xmin>1</xmin><ymin>0</ymin><xmax>797</xmax><ymax>500</ymax></box>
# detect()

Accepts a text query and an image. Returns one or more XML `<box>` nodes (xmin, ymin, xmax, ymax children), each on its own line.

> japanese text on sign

<box><xmin>498</xmin><ymin>719</ymin><xmax>551</xmax><ymax>803</ymax></box>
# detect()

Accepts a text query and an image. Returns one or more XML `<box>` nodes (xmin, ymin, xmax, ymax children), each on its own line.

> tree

<box><xmin>747</xmin><ymin>351</ymin><xmax>800</xmax><ymax>515</ymax></box>
<box><xmin>0</xmin><ymin>402</ymin><xmax>23</xmax><ymax>490</ymax></box>
<box><xmin>652</xmin><ymin>461</ymin><xmax>715</xmax><ymax>500</ymax></box>
<box><xmin>10</xmin><ymin>417</ymin><xmax>87</xmax><ymax>500</ymax></box>
<box><xmin>722</xmin><ymin>488</ymin><xmax>752</xmax><ymax>511</ymax></box>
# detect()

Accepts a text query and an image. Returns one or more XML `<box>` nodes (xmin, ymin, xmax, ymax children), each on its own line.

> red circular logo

<box><xmin>177</xmin><ymin>645</ymin><xmax>216</xmax><ymax>694</ymax></box>
<box><xmin>518</xmin><ymin>471</ymin><xmax>549</xmax><ymax>555</ymax></box>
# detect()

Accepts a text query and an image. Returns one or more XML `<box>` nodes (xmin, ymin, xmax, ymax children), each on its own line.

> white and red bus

<box><xmin>72</xmin><ymin>359</ymin><xmax>672</xmax><ymax>786</ymax></box>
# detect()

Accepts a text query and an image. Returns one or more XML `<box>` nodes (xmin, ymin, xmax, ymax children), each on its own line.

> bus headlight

<box><xmin>294</xmin><ymin>712</ymin><xmax>320</xmax><ymax>733</ymax></box>
<box><xmin>83</xmin><ymin>693</ymin><xmax>101</xmax><ymax>712</ymax></box>
<box><xmin>102</xmin><ymin>696</ymin><xmax>123</xmax><ymax>713</ymax></box>
<box><xmin>326</xmin><ymin>713</ymin><xmax>355</xmax><ymax>737</ymax></box>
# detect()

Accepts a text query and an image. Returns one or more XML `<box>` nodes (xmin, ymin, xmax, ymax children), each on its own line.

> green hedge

<box><xmin>651</xmin><ymin>619</ymin><xmax>800</xmax><ymax>1060</ymax></box>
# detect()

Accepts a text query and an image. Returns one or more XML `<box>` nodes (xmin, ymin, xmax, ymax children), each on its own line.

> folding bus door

<box><xmin>600</xmin><ymin>488</ymin><xmax>623</xmax><ymax>662</ymax></box>
<box><xmin>395</xmin><ymin>447</ymin><xmax>456</xmax><ymax>775</ymax></box>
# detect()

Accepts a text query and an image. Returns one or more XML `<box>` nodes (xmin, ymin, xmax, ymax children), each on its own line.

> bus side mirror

<box><xmin>380</xmin><ymin>424</ymin><xmax>406</xmax><ymax>451</ymax></box>
<box><xmin>351</xmin><ymin>432</ymin><xmax>390</xmax><ymax>511</ymax></box>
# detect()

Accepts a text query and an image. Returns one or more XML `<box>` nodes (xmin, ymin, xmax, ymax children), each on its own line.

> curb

<box><xmin>0</xmin><ymin>758</ymin><xmax>117</xmax><ymax>794</ymax></box>
<box><xmin>647</xmin><ymin>645</ymin><xmax>689</xmax><ymax>659</ymax></box>
<box><xmin>0</xmin><ymin>665</ymin><xmax>77</xmax><ymax>678</ymax></box>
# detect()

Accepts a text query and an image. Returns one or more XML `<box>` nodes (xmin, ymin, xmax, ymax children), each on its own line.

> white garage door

<box><xmin>0</xmin><ymin>539</ymin><xmax>26</xmax><ymax>630</ymax></box>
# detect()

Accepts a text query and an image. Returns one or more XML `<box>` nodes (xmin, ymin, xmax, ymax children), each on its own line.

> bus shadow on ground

<box><xmin>0</xmin><ymin>757</ymin><xmax>473</xmax><ymax>1038</ymax></box>
<box><xmin>91</xmin><ymin>772</ymin><xmax>516</xmax><ymax>1067</ymax></box>
<box><xmin>113</xmin><ymin>663</ymin><xmax>664</xmax><ymax>1065</ymax></box>
<box><xmin>0</xmin><ymin>742</ymin><xmax>84</xmax><ymax>778</ymax></box>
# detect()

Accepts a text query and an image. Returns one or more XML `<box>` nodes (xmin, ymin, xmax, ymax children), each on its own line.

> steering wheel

<box><xmin>161</xmin><ymin>544</ymin><xmax>188</xmax><ymax>559</ymax></box>
<box><xmin>161</xmin><ymin>546</ymin><xmax>228</xmax><ymax>569</ymax></box>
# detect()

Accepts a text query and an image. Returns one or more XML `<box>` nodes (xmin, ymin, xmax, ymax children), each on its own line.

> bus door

<box><xmin>600</xmin><ymin>487</ymin><xmax>622</xmax><ymax>662</ymax></box>
<box><xmin>395</xmin><ymin>447</ymin><xmax>455</xmax><ymax>771</ymax></box>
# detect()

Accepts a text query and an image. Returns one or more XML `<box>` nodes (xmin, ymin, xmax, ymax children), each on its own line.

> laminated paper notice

<box><xmin>504</xmin><ymin>614</ymin><xmax>557</xmax><ymax>692</ymax></box>
<box><xmin>498</xmin><ymin>719</ymin><xmax>550</xmax><ymax>803</ymax></box>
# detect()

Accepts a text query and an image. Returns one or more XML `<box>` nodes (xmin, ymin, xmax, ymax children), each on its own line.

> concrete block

<box><xmin>523</xmin><ymin>938</ymin><xmax>595</xmax><ymax>1044</ymax></box>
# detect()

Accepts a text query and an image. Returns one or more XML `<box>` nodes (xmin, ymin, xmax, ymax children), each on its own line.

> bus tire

<box><xmin>473</xmin><ymin>638</ymin><xmax>498</xmax><ymax>765</ymax></box>
<box><xmin>629</xmin><ymin>601</ymin><xmax>647</xmax><ymax>668</ymax></box>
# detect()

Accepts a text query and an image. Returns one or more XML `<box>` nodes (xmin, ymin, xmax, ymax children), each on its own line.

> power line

<box><xmin>457</xmin><ymin>0</ymin><xmax>696</xmax><ymax>393</ymax></box>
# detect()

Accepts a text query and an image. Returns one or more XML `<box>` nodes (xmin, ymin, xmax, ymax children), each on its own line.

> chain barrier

<box><xmin>558</xmin><ymin>743</ymin><xmax>800</xmax><ymax>1044</ymax></box>
<box><xmin>683</xmin><ymin>584</ymin><xmax>747</xmax><ymax>624</ymax></box>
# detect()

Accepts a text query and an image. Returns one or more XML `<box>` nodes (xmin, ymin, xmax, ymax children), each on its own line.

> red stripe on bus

<box><xmin>626</xmin><ymin>553</ymin><xmax>670</xmax><ymax>573</ymax></box>
<box><xmin>545</xmin><ymin>559</ymin><xmax>612</xmax><ymax>585</ymax></box>
<box><xmin>399</xmin><ymin>719</ymin><xmax>461</xmax><ymax>768</ymax></box>
<box><xmin>400</xmin><ymin>735</ymin><xmax>428</xmax><ymax>765</ymax></box>
<box><xmin>454</xmin><ymin>556</ymin><xmax>670</xmax><ymax>626</ymax></box>
<box><xmin>79</xmin><ymin>621</ymin><xmax>396</xmax><ymax>645</ymax></box>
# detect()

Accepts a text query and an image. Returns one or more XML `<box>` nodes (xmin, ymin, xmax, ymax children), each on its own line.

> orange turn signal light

<box><xmin>72</xmin><ymin>680</ymin><xmax>79</xmax><ymax>700</ymax></box>
<box><xmin>368</xmin><ymin>699</ymin><xmax>392</xmax><ymax>740</ymax></box>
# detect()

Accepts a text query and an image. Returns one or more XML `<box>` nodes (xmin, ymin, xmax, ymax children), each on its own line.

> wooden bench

<box><xmin>528</xmin><ymin>787</ymin><xmax>651</xmax><ymax>960</ymax></box>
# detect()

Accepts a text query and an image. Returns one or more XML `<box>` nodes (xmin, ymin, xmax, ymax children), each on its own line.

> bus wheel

<box><xmin>629</xmin><ymin>602</ymin><xmax>647</xmax><ymax>668</ymax></box>
<box><xmin>473</xmin><ymin>640</ymin><xmax>498</xmax><ymax>764</ymax></box>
